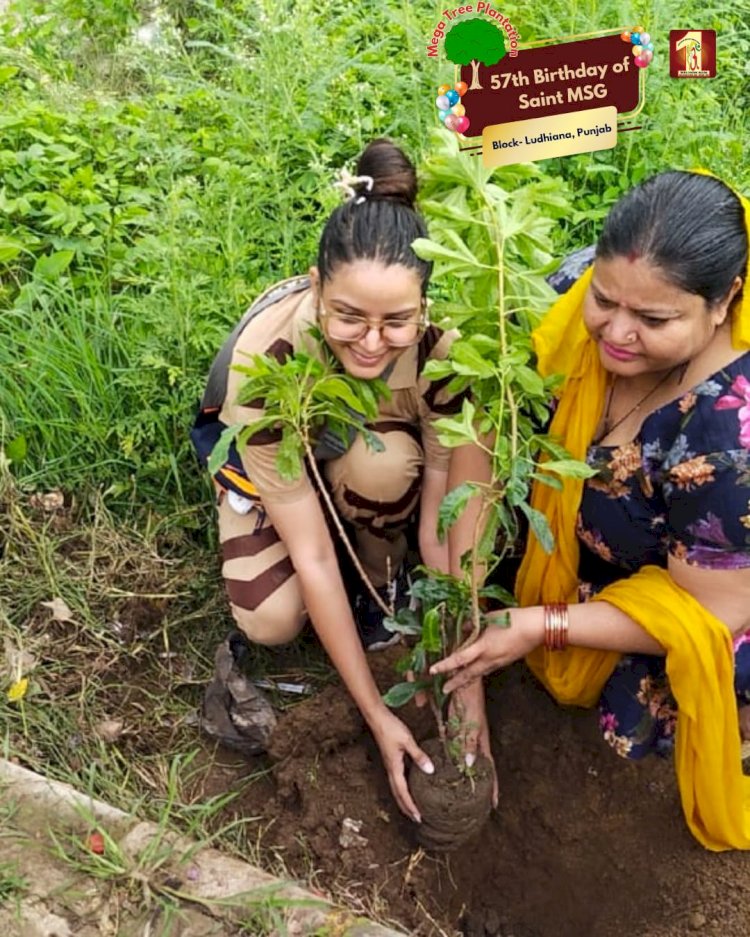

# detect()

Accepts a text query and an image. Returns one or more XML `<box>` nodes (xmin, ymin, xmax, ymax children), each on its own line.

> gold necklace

<box><xmin>594</xmin><ymin>366</ymin><xmax>679</xmax><ymax>444</ymax></box>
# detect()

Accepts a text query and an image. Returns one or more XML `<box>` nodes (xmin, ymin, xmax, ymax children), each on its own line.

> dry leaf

<box><xmin>29</xmin><ymin>489</ymin><xmax>65</xmax><ymax>512</ymax></box>
<box><xmin>95</xmin><ymin>719</ymin><xmax>124</xmax><ymax>743</ymax></box>
<box><xmin>41</xmin><ymin>597</ymin><xmax>75</xmax><ymax>622</ymax></box>
<box><xmin>3</xmin><ymin>638</ymin><xmax>37</xmax><ymax>680</ymax></box>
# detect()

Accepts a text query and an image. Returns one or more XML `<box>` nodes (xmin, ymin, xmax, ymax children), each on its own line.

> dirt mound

<box><xmin>226</xmin><ymin>656</ymin><xmax>750</xmax><ymax>936</ymax></box>
<box><xmin>409</xmin><ymin>738</ymin><xmax>494</xmax><ymax>852</ymax></box>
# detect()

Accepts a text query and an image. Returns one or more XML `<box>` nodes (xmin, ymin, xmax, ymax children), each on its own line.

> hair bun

<box><xmin>355</xmin><ymin>138</ymin><xmax>418</xmax><ymax>208</ymax></box>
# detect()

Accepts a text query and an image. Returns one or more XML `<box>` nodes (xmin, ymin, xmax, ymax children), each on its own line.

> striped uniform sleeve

<box><xmin>417</xmin><ymin>325</ymin><xmax>469</xmax><ymax>471</ymax></box>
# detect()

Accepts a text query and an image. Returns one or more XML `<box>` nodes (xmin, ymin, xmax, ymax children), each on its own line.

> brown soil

<box><xmin>6</xmin><ymin>492</ymin><xmax>750</xmax><ymax>936</ymax></box>
<box><xmin>408</xmin><ymin>738</ymin><xmax>494</xmax><ymax>852</ymax></box>
<box><xmin>215</xmin><ymin>653</ymin><xmax>750</xmax><ymax>937</ymax></box>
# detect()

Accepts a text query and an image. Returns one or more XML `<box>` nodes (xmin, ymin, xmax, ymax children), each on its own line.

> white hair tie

<box><xmin>333</xmin><ymin>167</ymin><xmax>374</xmax><ymax>205</ymax></box>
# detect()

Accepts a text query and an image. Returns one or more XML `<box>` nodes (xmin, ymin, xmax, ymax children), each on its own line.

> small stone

<box><xmin>339</xmin><ymin>817</ymin><xmax>368</xmax><ymax>849</ymax></box>
<box><xmin>95</xmin><ymin>719</ymin><xmax>124</xmax><ymax>743</ymax></box>
<box><xmin>689</xmin><ymin>911</ymin><xmax>707</xmax><ymax>929</ymax></box>
<box><xmin>30</xmin><ymin>489</ymin><xmax>65</xmax><ymax>511</ymax></box>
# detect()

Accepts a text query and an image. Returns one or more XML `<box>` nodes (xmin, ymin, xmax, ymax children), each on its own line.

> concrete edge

<box><xmin>0</xmin><ymin>758</ymin><xmax>406</xmax><ymax>937</ymax></box>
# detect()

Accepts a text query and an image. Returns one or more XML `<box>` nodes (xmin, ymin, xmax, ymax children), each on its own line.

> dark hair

<box><xmin>317</xmin><ymin>139</ymin><xmax>432</xmax><ymax>294</ymax></box>
<box><xmin>596</xmin><ymin>171</ymin><xmax>747</xmax><ymax>305</ymax></box>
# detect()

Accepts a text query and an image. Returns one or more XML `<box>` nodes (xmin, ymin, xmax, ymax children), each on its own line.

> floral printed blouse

<box><xmin>576</xmin><ymin>352</ymin><xmax>750</xmax><ymax>599</ymax></box>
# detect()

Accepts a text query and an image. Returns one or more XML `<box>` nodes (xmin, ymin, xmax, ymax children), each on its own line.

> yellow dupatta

<box><xmin>515</xmin><ymin>186</ymin><xmax>750</xmax><ymax>850</ymax></box>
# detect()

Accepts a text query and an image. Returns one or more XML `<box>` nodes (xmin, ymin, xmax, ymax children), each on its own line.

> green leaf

<box><xmin>382</xmin><ymin>681</ymin><xmax>420</xmax><ymax>708</ymax></box>
<box><xmin>451</xmin><ymin>341</ymin><xmax>496</xmax><ymax>379</ymax></box>
<box><xmin>383</xmin><ymin>607</ymin><xmax>422</xmax><ymax>636</ymax></box>
<box><xmin>421</xmin><ymin>358</ymin><xmax>455</xmax><ymax>380</ymax></box>
<box><xmin>33</xmin><ymin>250</ymin><xmax>75</xmax><ymax>279</ymax></box>
<box><xmin>518</xmin><ymin>501</ymin><xmax>555</xmax><ymax>554</ymax></box>
<box><xmin>276</xmin><ymin>428</ymin><xmax>303</xmax><ymax>481</ymax></box>
<box><xmin>478</xmin><ymin>583</ymin><xmax>515</xmax><ymax>606</ymax></box>
<box><xmin>437</xmin><ymin>482</ymin><xmax>477</xmax><ymax>541</ymax></box>
<box><xmin>0</xmin><ymin>66</ymin><xmax>20</xmax><ymax>85</ymax></box>
<box><xmin>532</xmin><ymin>471</ymin><xmax>563</xmax><ymax>491</ymax></box>
<box><xmin>412</xmin><ymin>234</ymin><xmax>491</xmax><ymax>276</ymax></box>
<box><xmin>421</xmin><ymin>606</ymin><xmax>443</xmax><ymax>654</ymax></box>
<box><xmin>317</xmin><ymin>376</ymin><xmax>368</xmax><ymax>414</ymax></box>
<box><xmin>359</xmin><ymin>428</ymin><xmax>385</xmax><ymax>453</ymax></box>
<box><xmin>434</xmin><ymin>398</ymin><xmax>478</xmax><ymax>448</ymax></box>
<box><xmin>538</xmin><ymin>458</ymin><xmax>596</xmax><ymax>480</ymax></box>
<box><xmin>513</xmin><ymin>365</ymin><xmax>545</xmax><ymax>397</ymax></box>
<box><xmin>0</xmin><ymin>236</ymin><xmax>25</xmax><ymax>263</ymax></box>
<box><xmin>207</xmin><ymin>423</ymin><xmax>242</xmax><ymax>476</ymax></box>
<box><xmin>6</xmin><ymin>435</ymin><xmax>27</xmax><ymax>463</ymax></box>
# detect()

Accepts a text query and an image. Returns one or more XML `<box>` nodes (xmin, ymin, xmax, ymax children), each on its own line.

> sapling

<box><xmin>207</xmin><ymin>335</ymin><xmax>394</xmax><ymax>614</ymax></box>
<box><xmin>379</xmin><ymin>132</ymin><xmax>594</xmax><ymax>847</ymax></box>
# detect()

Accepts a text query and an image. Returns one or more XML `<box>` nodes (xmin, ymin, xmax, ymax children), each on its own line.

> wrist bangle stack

<box><xmin>544</xmin><ymin>603</ymin><xmax>569</xmax><ymax>651</ymax></box>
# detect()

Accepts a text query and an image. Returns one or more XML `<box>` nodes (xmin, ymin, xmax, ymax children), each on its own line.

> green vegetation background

<box><xmin>0</xmin><ymin>0</ymin><xmax>747</xmax><ymax>522</ymax></box>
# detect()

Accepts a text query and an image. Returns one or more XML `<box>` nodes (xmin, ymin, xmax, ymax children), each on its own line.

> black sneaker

<box><xmin>353</xmin><ymin>568</ymin><xmax>410</xmax><ymax>653</ymax></box>
<box><xmin>198</xmin><ymin>630</ymin><xmax>277</xmax><ymax>755</ymax></box>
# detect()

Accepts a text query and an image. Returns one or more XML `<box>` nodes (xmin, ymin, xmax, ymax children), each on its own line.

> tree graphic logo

<box><xmin>444</xmin><ymin>18</ymin><xmax>507</xmax><ymax>91</ymax></box>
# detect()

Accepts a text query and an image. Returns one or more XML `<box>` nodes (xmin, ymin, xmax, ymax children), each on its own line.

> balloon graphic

<box><xmin>452</xmin><ymin>103</ymin><xmax>466</xmax><ymax>117</ymax></box>
<box><xmin>445</xmin><ymin>89</ymin><xmax>459</xmax><ymax>106</ymax></box>
<box><xmin>634</xmin><ymin>55</ymin><xmax>648</xmax><ymax>68</ymax></box>
<box><xmin>620</xmin><ymin>31</ymin><xmax>631</xmax><ymax>42</ymax></box>
<box><xmin>640</xmin><ymin>49</ymin><xmax>653</xmax><ymax>64</ymax></box>
<box><xmin>438</xmin><ymin>109</ymin><xmax>449</xmax><ymax>122</ymax></box>
<box><xmin>454</xmin><ymin>81</ymin><xmax>469</xmax><ymax>96</ymax></box>
<box><xmin>437</xmin><ymin>83</ymin><xmax>451</xmax><ymax>96</ymax></box>
<box><xmin>631</xmin><ymin>45</ymin><xmax>643</xmax><ymax>57</ymax></box>
<box><xmin>444</xmin><ymin>114</ymin><xmax>460</xmax><ymax>132</ymax></box>
<box><xmin>436</xmin><ymin>94</ymin><xmax>451</xmax><ymax>110</ymax></box>
<box><xmin>639</xmin><ymin>32</ymin><xmax>651</xmax><ymax>46</ymax></box>
<box><xmin>630</xmin><ymin>31</ymin><xmax>640</xmax><ymax>44</ymax></box>
<box><xmin>644</xmin><ymin>42</ymin><xmax>654</xmax><ymax>52</ymax></box>
<box><xmin>454</xmin><ymin>116</ymin><xmax>470</xmax><ymax>134</ymax></box>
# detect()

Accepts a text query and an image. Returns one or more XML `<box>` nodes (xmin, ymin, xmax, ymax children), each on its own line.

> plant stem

<box><xmin>467</xmin><ymin>496</ymin><xmax>491</xmax><ymax>645</ymax></box>
<box><xmin>455</xmin><ymin>185</ymin><xmax>517</xmax><ymax>654</ymax></box>
<box><xmin>429</xmin><ymin>679</ymin><xmax>447</xmax><ymax>748</ymax></box>
<box><xmin>301</xmin><ymin>435</ymin><xmax>392</xmax><ymax>617</ymax></box>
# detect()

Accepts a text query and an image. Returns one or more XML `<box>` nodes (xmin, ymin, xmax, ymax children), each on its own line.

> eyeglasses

<box><xmin>318</xmin><ymin>300</ymin><xmax>428</xmax><ymax>348</ymax></box>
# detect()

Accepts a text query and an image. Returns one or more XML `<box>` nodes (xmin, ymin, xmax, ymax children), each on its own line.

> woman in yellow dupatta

<box><xmin>432</xmin><ymin>170</ymin><xmax>750</xmax><ymax>850</ymax></box>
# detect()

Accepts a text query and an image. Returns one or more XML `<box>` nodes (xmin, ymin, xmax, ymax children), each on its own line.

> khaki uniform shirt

<box><xmin>219</xmin><ymin>277</ymin><xmax>463</xmax><ymax>504</ymax></box>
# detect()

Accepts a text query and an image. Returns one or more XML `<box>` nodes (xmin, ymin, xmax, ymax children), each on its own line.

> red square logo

<box><xmin>669</xmin><ymin>30</ymin><xmax>717</xmax><ymax>78</ymax></box>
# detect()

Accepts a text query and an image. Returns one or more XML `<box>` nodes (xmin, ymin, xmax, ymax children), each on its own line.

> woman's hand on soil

<box><xmin>451</xmin><ymin>680</ymin><xmax>498</xmax><ymax>807</ymax></box>
<box><xmin>369</xmin><ymin>709</ymin><xmax>434</xmax><ymax>823</ymax></box>
<box><xmin>430</xmin><ymin>607</ymin><xmax>543</xmax><ymax>692</ymax></box>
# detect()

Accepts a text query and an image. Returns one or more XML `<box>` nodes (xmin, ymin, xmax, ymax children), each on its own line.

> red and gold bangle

<box><xmin>543</xmin><ymin>603</ymin><xmax>569</xmax><ymax>651</ymax></box>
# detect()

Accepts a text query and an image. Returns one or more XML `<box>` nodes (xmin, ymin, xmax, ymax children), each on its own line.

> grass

<box><xmin>1</xmin><ymin>0</ymin><xmax>745</xmax><ymax>515</ymax></box>
<box><xmin>0</xmin><ymin>470</ymin><xmax>339</xmax><ymax>931</ymax></box>
<box><xmin>0</xmin><ymin>464</ymin><xmax>325</xmax><ymax>837</ymax></box>
<box><xmin>0</xmin><ymin>772</ymin><xmax>327</xmax><ymax>936</ymax></box>
<box><xmin>0</xmin><ymin>808</ymin><xmax>27</xmax><ymax>910</ymax></box>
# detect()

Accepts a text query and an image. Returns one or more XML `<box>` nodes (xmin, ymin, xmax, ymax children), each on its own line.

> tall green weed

<box><xmin>0</xmin><ymin>0</ymin><xmax>746</xmax><ymax>519</ymax></box>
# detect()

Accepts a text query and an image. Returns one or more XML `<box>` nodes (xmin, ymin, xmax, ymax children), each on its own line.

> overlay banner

<box><xmin>461</xmin><ymin>33</ymin><xmax>641</xmax><ymax>139</ymax></box>
<box><xmin>482</xmin><ymin>106</ymin><xmax>617</xmax><ymax>168</ymax></box>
